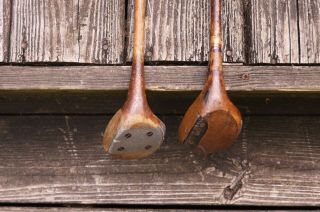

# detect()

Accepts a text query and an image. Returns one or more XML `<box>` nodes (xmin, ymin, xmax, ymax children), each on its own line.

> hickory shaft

<box><xmin>206</xmin><ymin>0</ymin><xmax>226</xmax><ymax>105</ymax></box>
<box><xmin>126</xmin><ymin>0</ymin><xmax>147</xmax><ymax>111</ymax></box>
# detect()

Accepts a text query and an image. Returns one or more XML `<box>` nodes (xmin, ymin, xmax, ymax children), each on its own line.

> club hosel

<box><xmin>124</xmin><ymin>0</ymin><xmax>149</xmax><ymax>113</ymax></box>
<box><xmin>206</xmin><ymin>53</ymin><xmax>227</xmax><ymax>103</ymax></box>
<box><xmin>125</xmin><ymin>62</ymin><xmax>149</xmax><ymax>112</ymax></box>
<box><xmin>208</xmin><ymin>49</ymin><xmax>224</xmax><ymax>83</ymax></box>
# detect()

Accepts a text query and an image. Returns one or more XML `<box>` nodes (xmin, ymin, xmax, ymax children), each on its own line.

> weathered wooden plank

<box><xmin>0</xmin><ymin>208</ymin><xmax>188</xmax><ymax>211</ymax></box>
<box><xmin>77</xmin><ymin>0</ymin><xmax>125</xmax><ymax>64</ymax></box>
<box><xmin>0</xmin><ymin>208</ymin><xmax>229</xmax><ymax>211</ymax></box>
<box><xmin>0</xmin><ymin>208</ymin><xmax>123</xmax><ymax>212</ymax></box>
<box><xmin>0</xmin><ymin>65</ymin><xmax>320</xmax><ymax>91</ymax></box>
<box><xmin>247</xmin><ymin>0</ymin><xmax>299</xmax><ymax>64</ymax></box>
<box><xmin>127</xmin><ymin>0</ymin><xmax>244</xmax><ymax>62</ymax></box>
<box><xmin>298</xmin><ymin>0</ymin><xmax>320</xmax><ymax>63</ymax></box>
<box><xmin>9</xmin><ymin>0</ymin><xmax>125</xmax><ymax>64</ymax></box>
<box><xmin>0</xmin><ymin>0</ymin><xmax>11</xmax><ymax>62</ymax></box>
<box><xmin>0</xmin><ymin>115</ymin><xmax>319</xmax><ymax>206</ymax></box>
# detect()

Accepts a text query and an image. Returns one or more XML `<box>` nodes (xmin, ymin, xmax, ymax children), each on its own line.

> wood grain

<box><xmin>127</xmin><ymin>0</ymin><xmax>244</xmax><ymax>62</ymax></box>
<box><xmin>77</xmin><ymin>0</ymin><xmax>125</xmax><ymax>64</ymax></box>
<box><xmin>0</xmin><ymin>208</ymin><xmax>131</xmax><ymax>212</ymax></box>
<box><xmin>247</xmin><ymin>0</ymin><xmax>299</xmax><ymax>64</ymax></box>
<box><xmin>9</xmin><ymin>0</ymin><xmax>125</xmax><ymax>64</ymax></box>
<box><xmin>298</xmin><ymin>0</ymin><xmax>320</xmax><ymax>63</ymax></box>
<box><xmin>0</xmin><ymin>115</ymin><xmax>319</xmax><ymax>206</ymax></box>
<box><xmin>0</xmin><ymin>0</ymin><xmax>11</xmax><ymax>62</ymax></box>
<box><xmin>0</xmin><ymin>208</ymin><xmax>225</xmax><ymax>211</ymax></box>
<box><xmin>0</xmin><ymin>65</ymin><xmax>320</xmax><ymax>92</ymax></box>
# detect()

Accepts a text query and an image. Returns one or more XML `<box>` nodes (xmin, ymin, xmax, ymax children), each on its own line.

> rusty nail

<box><xmin>265</xmin><ymin>98</ymin><xmax>271</xmax><ymax>104</ymax></box>
<box><xmin>241</xmin><ymin>73</ymin><xmax>250</xmax><ymax>80</ymax></box>
<box><xmin>146</xmin><ymin>51</ymin><xmax>153</xmax><ymax>57</ymax></box>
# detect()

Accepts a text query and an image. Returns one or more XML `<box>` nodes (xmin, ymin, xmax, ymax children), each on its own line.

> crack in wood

<box><xmin>222</xmin><ymin>161</ymin><xmax>251</xmax><ymax>201</ymax></box>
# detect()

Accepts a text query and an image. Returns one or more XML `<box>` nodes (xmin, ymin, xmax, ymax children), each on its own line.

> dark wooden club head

<box><xmin>178</xmin><ymin>0</ymin><xmax>242</xmax><ymax>155</ymax></box>
<box><xmin>103</xmin><ymin>0</ymin><xmax>166</xmax><ymax>159</ymax></box>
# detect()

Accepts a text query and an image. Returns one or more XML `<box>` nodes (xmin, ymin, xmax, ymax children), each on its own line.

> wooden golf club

<box><xmin>103</xmin><ymin>0</ymin><xmax>165</xmax><ymax>159</ymax></box>
<box><xmin>178</xmin><ymin>0</ymin><xmax>242</xmax><ymax>155</ymax></box>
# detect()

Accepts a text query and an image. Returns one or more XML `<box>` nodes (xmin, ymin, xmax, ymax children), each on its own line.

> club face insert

<box><xmin>108</xmin><ymin>124</ymin><xmax>165</xmax><ymax>158</ymax></box>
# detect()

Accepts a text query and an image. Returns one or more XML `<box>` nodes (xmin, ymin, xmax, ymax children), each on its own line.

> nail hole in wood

<box><xmin>145</xmin><ymin>145</ymin><xmax>152</xmax><ymax>150</ymax></box>
<box><xmin>117</xmin><ymin>147</ymin><xmax>125</xmax><ymax>151</ymax></box>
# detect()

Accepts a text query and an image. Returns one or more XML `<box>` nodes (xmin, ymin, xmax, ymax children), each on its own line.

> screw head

<box><xmin>241</xmin><ymin>73</ymin><xmax>250</xmax><ymax>80</ymax></box>
<box><xmin>146</xmin><ymin>51</ymin><xmax>153</xmax><ymax>57</ymax></box>
<box><xmin>265</xmin><ymin>98</ymin><xmax>271</xmax><ymax>104</ymax></box>
<box><xmin>125</xmin><ymin>133</ymin><xmax>132</xmax><ymax>139</ymax></box>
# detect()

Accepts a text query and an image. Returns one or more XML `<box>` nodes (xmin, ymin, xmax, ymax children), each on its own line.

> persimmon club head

<box><xmin>178</xmin><ymin>0</ymin><xmax>242</xmax><ymax>156</ymax></box>
<box><xmin>178</xmin><ymin>89</ymin><xmax>242</xmax><ymax>155</ymax></box>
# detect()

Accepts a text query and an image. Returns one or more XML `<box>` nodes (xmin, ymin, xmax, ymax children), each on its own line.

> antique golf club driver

<box><xmin>103</xmin><ymin>0</ymin><xmax>165</xmax><ymax>159</ymax></box>
<box><xmin>178</xmin><ymin>0</ymin><xmax>242</xmax><ymax>156</ymax></box>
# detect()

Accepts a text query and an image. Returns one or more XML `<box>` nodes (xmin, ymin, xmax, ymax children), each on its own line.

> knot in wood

<box><xmin>21</xmin><ymin>41</ymin><xmax>28</xmax><ymax>49</ymax></box>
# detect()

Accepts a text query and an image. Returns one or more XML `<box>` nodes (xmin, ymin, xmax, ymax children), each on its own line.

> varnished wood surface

<box><xmin>0</xmin><ymin>115</ymin><xmax>319</xmax><ymax>206</ymax></box>
<box><xmin>178</xmin><ymin>0</ymin><xmax>242</xmax><ymax>155</ymax></box>
<box><xmin>247</xmin><ymin>0</ymin><xmax>299</xmax><ymax>64</ymax></box>
<box><xmin>103</xmin><ymin>0</ymin><xmax>166</xmax><ymax>160</ymax></box>
<box><xmin>127</xmin><ymin>0</ymin><xmax>244</xmax><ymax>63</ymax></box>
<box><xmin>9</xmin><ymin>0</ymin><xmax>125</xmax><ymax>64</ymax></box>
<box><xmin>1</xmin><ymin>65</ymin><xmax>320</xmax><ymax>92</ymax></box>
